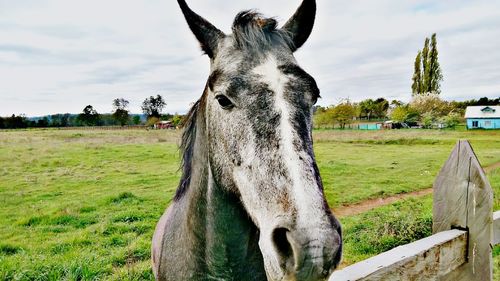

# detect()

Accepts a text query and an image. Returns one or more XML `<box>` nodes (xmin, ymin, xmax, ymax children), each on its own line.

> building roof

<box><xmin>464</xmin><ymin>106</ymin><xmax>500</xmax><ymax>119</ymax></box>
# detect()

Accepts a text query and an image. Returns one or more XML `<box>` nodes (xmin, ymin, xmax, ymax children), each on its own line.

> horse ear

<box><xmin>177</xmin><ymin>0</ymin><xmax>225</xmax><ymax>58</ymax></box>
<box><xmin>281</xmin><ymin>0</ymin><xmax>316</xmax><ymax>52</ymax></box>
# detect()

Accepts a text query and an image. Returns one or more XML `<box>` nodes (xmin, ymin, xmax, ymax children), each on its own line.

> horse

<box><xmin>152</xmin><ymin>1</ymin><xmax>342</xmax><ymax>280</ymax></box>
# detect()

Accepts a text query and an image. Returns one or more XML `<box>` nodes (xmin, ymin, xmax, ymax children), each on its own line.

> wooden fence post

<box><xmin>433</xmin><ymin>140</ymin><xmax>493</xmax><ymax>281</ymax></box>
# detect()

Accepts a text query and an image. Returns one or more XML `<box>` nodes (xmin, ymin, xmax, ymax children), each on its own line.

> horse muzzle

<box><xmin>261</xmin><ymin>222</ymin><xmax>342</xmax><ymax>281</ymax></box>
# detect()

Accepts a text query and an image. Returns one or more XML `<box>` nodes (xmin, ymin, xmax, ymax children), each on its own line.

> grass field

<box><xmin>0</xmin><ymin>128</ymin><xmax>499</xmax><ymax>280</ymax></box>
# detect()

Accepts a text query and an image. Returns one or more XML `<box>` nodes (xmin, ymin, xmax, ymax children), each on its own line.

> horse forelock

<box><xmin>231</xmin><ymin>10</ymin><xmax>293</xmax><ymax>53</ymax></box>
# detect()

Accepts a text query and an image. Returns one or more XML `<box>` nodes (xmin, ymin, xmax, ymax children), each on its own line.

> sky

<box><xmin>1</xmin><ymin>0</ymin><xmax>499</xmax><ymax>116</ymax></box>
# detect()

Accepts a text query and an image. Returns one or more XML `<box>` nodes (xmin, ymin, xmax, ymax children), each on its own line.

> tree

<box><xmin>36</xmin><ymin>117</ymin><xmax>49</xmax><ymax>128</ymax></box>
<box><xmin>146</xmin><ymin>116</ymin><xmax>160</xmax><ymax>127</ymax></box>
<box><xmin>412</xmin><ymin>33</ymin><xmax>443</xmax><ymax>95</ymax></box>
<box><xmin>476</xmin><ymin>97</ymin><xmax>499</xmax><ymax>106</ymax></box>
<box><xmin>112</xmin><ymin>98</ymin><xmax>130</xmax><ymax>126</ymax></box>
<box><xmin>359</xmin><ymin>99</ymin><xmax>376</xmax><ymax>120</ymax></box>
<box><xmin>426</xmin><ymin>34</ymin><xmax>443</xmax><ymax>94</ymax></box>
<box><xmin>49</xmin><ymin>114</ymin><xmax>61</xmax><ymax>127</ymax></box>
<box><xmin>353</xmin><ymin>103</ymin><xmax>362</xmax><ymax>119</ymax></box>
<box><xmin>358</xmin><ymin>98</ymin><xmax>388</xmax><ymax>120</ymax></box>
<box><xmin>409</xmin><ymin>92</ymin><xmax>450</xmax><ymax>117</ymax></box>
<box><xmin>332</xmin><ymin>102</ymin><xmax>356</xmax><ymax>129</ymax></box>
<box><xmin>312</xmin><ymin>105</ymin><xmax>323</xmax><ymax>115</ymax></box>
<box><xmin>171</xmin><ymin>114</ymin><xmax>183</xmax><ymax>127</ymax></box>
<box><xmin>60</xmin><ymin>114</ymin><xmax>70</xmax><ymax>127</ymax></box>
<box><xmin>4</xmin><ymin>114</ymin><xmax>28</xmax><ymax>129</ymax></box>
<box><xmin>421</xmin><ymin>38</ymin><xmax>430</xmax><ymax>91</ymax></box>
<box><xmin>391</xmin><ymin>100</ymin><xmax>404</xmax><ymax>107</ymax></box>
<box><xmin>373</xmin><ymin>98</ymin><xmax>389</xmax><ymax>119</ymax></box>
<box><xmin>142</xmin><ymin>95</ymin><xmax>166</xmax><ymax>119</ymax></box>
<box><xmin>78</xmin><ymin>105</ymin><xmax>100</xmax><ymax>126</ymax></box>
<box><xmin>132</xmin><ymin>115</ymin><xmax>141</xmax><ymax>125</ymax></box>
<box><xmin>405</xmin><ymin>108</ymin><xmax>421</xmax><ymax>124</ymax></box>
<box><xmin>411</xmin><ymin>51</ymin><xmax>422</xmax><ymax>94</ymax></box>
<box><xmin>391</xmin><ymin>106</ymin><xmax>408</xmax><ymax>123</ymax></box>
<box><xmin>47</xmin><ymin>114</ymin><xmax>71</xmax><ymax>127</ymax></box>
<box><xmin>313</xmin><ymin>106</ymin><xmax>336</xmax><ymax>128</ymax></box>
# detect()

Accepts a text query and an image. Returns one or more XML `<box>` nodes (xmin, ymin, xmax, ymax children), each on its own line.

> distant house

<box><xmin>154</xmin><ymin>120</ymin><xmax>174</xmax><ymax>129</ymax></box>
<box><xmin>464</xmin><ymin>106</ymin><xmax>500</xmax><ymax>129</ymax></box>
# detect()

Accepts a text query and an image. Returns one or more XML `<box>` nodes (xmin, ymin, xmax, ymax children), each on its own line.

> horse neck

<box><xmin>178</xmin><ymin>114</ymin><xmax>266</xmax><ymax>280</ymax></box>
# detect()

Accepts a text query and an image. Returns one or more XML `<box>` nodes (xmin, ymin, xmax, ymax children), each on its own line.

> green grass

<box><xmin>0</xmin><ymin>128</ymin><xmax>498</xmax><ymax>280</ymax></box>
<box><xmin>0</xmin><ymin>130</ymin><xmax>179</xmax><ymax>280</ymax></box>
<box><xmin>315</xmin><ymin>129</ymin><xmax>500</xmax><ymax>207</ymax></box>
<box><xmin>339</xmin><ymin>195</ymin><xmax>433</xmax><ymax>265</ymax></box>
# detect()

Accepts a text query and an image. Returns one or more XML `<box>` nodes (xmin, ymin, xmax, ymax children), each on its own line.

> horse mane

<box><xmin>174</xmin><ymin>99</ymin><xmax>202</xmax><ymax>201</ymax></box>
<box><xmin>231</xmin><ymin>10</ymin><xmax>293</xmax><ymax>52</ymax></box>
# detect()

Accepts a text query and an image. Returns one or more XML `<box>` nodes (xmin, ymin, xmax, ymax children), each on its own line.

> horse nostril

<box><xmin>272</xmin><ymin>227</ymin><xmax>293</xmax><ymax>263</ymax></box>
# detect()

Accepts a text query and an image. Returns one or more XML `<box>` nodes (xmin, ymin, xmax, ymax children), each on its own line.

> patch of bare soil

<box><xmin>333</xmin><ymin>161</ymin><xmax>499</xmax><ymax>218</ymax></box>
<box><xmin>484</xmin><ymin>162</ymin><xmax>500</xmax><ymax>173</ymax></box>
<box><xmin>333</xmin><ymin>189</ymin><xmax>433</xmax><ymax>218</ymax></box>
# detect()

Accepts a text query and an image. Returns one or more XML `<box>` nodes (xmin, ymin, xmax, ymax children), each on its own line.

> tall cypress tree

<box><xmin>421</xmin><ymin>38</ymin><xmax>430</xmax><ymax>91</ymax></box>
<box><xmin>427</xmin><ymin>33</ymin><xmax>443</xmax><ymax>94</ymax></box>
<box><xmin>411</xmin><ymin>51</ymin><xmax>422</xmax><ymax>95</ymax></box>
<box><xmin>411</xmin><ymin>34</ymin><xmax>443</xmax><ymax>95</ymax></box>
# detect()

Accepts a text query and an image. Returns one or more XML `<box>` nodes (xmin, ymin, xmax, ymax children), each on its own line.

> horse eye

<box><xmin>312</xmin><ymin>89</ymin><xmax>320</xmax><ymax>105</ymax></box>
<box><xmin>215</xmin><ymin>95</ymin><xmax>234</xmax><ymax>109</ymax></box>
<box><xmin>312</xmin><ymin>96</ymin><xmax>318</xmax><ymax>105</ymax></box>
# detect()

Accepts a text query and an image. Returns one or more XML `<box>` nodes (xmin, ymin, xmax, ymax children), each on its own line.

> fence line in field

<box><xmin>330</xmin><ymin>140</ymin><xmax>497</xmax><ymax>281</ymax></box>
<box><xmin>58</xmin><ymin>125</ymin><xmax>148</xmax><ymax>130</ymax></box>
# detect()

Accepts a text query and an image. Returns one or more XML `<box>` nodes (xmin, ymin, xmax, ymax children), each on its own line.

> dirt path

<box><xmin>333</xmin><ymin>161</ymin><xmax>499</xmax><ymax>218</ymax></box>
<box><xmin>484</xmin><ymin>161</ymin><xmax>500</xmax><ymax>173</ymax></box>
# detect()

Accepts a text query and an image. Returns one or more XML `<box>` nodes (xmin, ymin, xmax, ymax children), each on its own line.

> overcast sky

<box><xmin>1</xmin><ymin>0</ymin><xmax>499</xmax><ymax>116</ymax></box>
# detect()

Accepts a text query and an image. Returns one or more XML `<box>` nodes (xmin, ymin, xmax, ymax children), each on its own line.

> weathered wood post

<box><xmin>433</xmin><ymin>140</ymin><xmax>493</xmax><ymax>281</ymax></box>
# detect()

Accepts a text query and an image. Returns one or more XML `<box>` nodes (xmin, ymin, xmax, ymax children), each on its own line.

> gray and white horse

<box><xmin>152</xmin><ymin>1</ymin><xmax>342</xmax><ymax>280</ymax></box>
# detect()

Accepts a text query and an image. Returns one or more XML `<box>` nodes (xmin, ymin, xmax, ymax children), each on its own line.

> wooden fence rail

<box><xmin>330</xmin><ymin>140</ymin><xmax>496</xmax><ymax>281</ymax></box>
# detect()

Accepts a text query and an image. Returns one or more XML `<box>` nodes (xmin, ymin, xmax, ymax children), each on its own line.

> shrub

<box><xmin>442</xmin><ymin>112</ymin><xmax>461</xmax><ymax>128</ymax></box>
<box><xmin>421</xmin><ymin>112</ymin><xmax>434</xmax><ymax>129</ymax></box>
<box><xmin>390</xmin><ymin>106</ymin><xmax>408</xmax><ymax>123</ymax></box>
<box><xmin>410</xmin><ymin>92</ymin><xmax>450</xmax><ymax>117</ymax></box>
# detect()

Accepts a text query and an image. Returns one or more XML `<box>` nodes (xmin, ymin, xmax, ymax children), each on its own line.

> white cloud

<box><xmin>0</xmin><ymin>0</ymin><xmax>499</xmax><ymax>116</ymax></box>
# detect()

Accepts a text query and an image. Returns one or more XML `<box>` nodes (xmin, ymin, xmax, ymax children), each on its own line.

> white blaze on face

<box><xmin>228</xmin><ymin>55</ymin><xmax>331</xmax><ymax>278</ymax></box>
<box><xmin>252</xmin><ymin>55</ymin><xmax>323</xmax><ymax>227</ymax></box>
<box><xmin>251</xmin><ymin>55</ymin><xmax>328</xmax><ymax>275</ymax></box>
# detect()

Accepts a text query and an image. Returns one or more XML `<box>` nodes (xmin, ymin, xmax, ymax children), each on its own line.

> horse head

<box><xmin>176</xmin><ymin>1</ymin><xmax>342</xmax><ymax>279</ymax></box>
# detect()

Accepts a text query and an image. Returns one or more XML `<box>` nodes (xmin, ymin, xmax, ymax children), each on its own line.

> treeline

<box><xmin>0</xmin><ymin>113</ymin><xmax>146</xmax><ymax>129</ymax></box>
<box><xmin>314</xmin><ymin>98</ymin><xmax>391</xmax><ymax>129</ymax></box>
<box><xmin>314</xmin><ymin>96</ymin><xmax>499</xmax><ymax>129</ymax></box>
<box><xmin>2</xmin><ymin>95</ymin><xmax>498</xmax><ymax>130</ymax></box>
<box><xmin>0</xmin><ymin>95</ymin><xmax>185</xmax><ymax>130</ymax></box>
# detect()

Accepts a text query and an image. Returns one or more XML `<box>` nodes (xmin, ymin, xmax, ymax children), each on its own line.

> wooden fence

<box><xmin>330</xmin><ymin>140</ymin><xmax>498</xmax><ymax>281</ymax></box>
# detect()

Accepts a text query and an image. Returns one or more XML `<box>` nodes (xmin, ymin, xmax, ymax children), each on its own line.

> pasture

<box><xmin>0</xmin><ymin>129</ymin><xmax>499</xmax><ymax>280</ymax></box>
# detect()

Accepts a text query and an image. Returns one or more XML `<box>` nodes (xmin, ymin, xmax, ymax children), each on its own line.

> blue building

<box><xmin>465</xmin><ymin>106</ymin><xmax>500</xmax><ymax>129</ymax></box>
<box><xmin>358</xmin><ymin>123</ymin><xmax>382</xmax><ymax>130</ymax></box>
